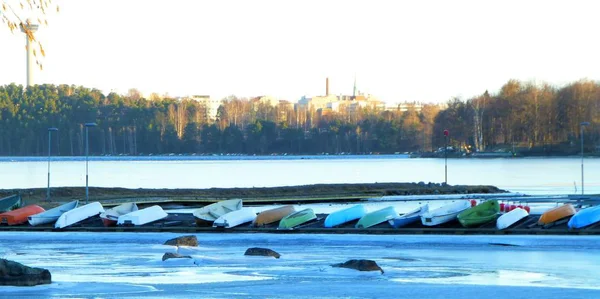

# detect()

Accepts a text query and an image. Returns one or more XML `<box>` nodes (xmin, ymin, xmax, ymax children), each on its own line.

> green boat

<box><xmin>457</xmin><ymin>200</ymin><xmax>500</xmax><ymax>228</ymax></box>
<box><xmin>355</xmin><ymin>206</ymin><xmax>397</xmax><ymax>229</ymax></box>
<box><xmin>0</xmin><ymin>194</ymin><xmax>22</xmax><ymax>213</ymax></box>
<box><xmin>278</xmin><ymin>208</ymin><xmax>317</xmax><ymax>229</ymax></box>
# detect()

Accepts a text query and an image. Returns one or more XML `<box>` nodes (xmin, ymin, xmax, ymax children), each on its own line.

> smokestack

<box><xmin>326</xmin><ymin>77</ymin><xmax>329</xmax><ymax>96</ymax></box>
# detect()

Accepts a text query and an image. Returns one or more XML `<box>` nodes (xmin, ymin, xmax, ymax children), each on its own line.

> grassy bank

<box><xmin>1</xmin><ymin>183</ymin><xmax>506</xmax><ymax>209</ymax></box>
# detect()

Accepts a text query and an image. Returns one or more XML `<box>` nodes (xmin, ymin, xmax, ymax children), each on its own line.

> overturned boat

<box><xmin>55</xmin><ymin>202</ymin><xmax>104</xmax><ymax>229</ymax></box>
<box><xmin>28</xmin><ymin>200</ymin><xmax>79</xmax><ymax>226</ymax></box>
<box><xmin>117</xmin><ymin>205</ymin><xmax>168</xmax><ymax>226</ymax></box>
<box><xmin>193</xmin><ymin>199</ymin><xmax>243</xmax><ymax>226</ymax></box>
<box><xmin>100</xmin><ymin>202</ymin><xmax>139</xmax><ymax>227</ymax></box>
<box><xmin>324</xmin><ymin>204</ymin><xmax>367</xmax><ymax>228</ymax></box>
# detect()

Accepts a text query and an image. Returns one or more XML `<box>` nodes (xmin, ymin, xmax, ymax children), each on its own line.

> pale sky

<box><xmin>1</xmin><ymin>0</ymin><xmax>599</xmax><ymax>103</ymax></box>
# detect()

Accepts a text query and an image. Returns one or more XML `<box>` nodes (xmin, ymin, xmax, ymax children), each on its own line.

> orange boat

<box><xmin>253</xmin><ymin>205</ymin><xmax>296</xmax><ymax>227</ymax></box>
<box><xmin>0</xmin><ymin>205</ymin><xmax>45</xmax><ymax>226</ymax></box>
<box><xmin>538</xmin><ymin>204</ymin><xmax>576</xmax><ymax>225</ymax></box>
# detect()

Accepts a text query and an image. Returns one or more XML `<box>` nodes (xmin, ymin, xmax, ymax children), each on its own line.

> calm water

<box><xmin>0</xmin><ymin>156</ymin><xmax>599</xmax><ymax>195</ymax></box>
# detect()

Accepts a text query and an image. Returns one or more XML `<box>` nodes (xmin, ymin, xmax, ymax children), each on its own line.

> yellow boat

<box><xmin>253</xmin><ymin>205</ymin><xmax>296</xmax><ymax>227</ymax></box>
<box><xmin>538</xmin><ymin>204</ymin><xmax>576</xmax><ymax>225</ymax></box>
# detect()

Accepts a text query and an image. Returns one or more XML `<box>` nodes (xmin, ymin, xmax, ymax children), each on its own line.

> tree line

<box><xmin>0</xmin><ymin>80</ymin><xmax>598</xmax><ymax>156</ymax></box>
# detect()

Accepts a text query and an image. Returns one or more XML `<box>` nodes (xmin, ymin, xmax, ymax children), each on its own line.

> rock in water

<box><xmin>244</xmin><ymin>247</ymin><xmax>281</xmax><ymax>259</ymax></box>
<box><xmin>331</xmin><ymin>259</ymin><xmax>384</xmax><ymax>274</ymax></box>
<box><xmin>162</xmin><ymin>252</ymin><xmax>192</xmax><ymax>261</ymax></box>
<box><xmin>164</xmin><ymin>235</ymin><xmax>198</xmax><ymax>247</ymax></box>
<box><xmin>0</xmin><ymin>259</ymin><xmax>52</xmax><ymax>286</ymax></box>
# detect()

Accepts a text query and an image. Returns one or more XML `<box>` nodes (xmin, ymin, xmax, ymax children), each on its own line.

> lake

<box><xmin>0</xmin><ymin>156</ymin><xmax>599</xmax><ymax>195</ymax></box>
<box><xmin>1</xmin><ymin>232</ymin><xmax>599</xmax><ymax>299</ymax></box>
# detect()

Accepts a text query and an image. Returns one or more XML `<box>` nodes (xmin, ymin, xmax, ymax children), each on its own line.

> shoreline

<box><xmin>1</xmin><ymin>154</ymin><xmax>599</xmax><ymax>162</ymax></box>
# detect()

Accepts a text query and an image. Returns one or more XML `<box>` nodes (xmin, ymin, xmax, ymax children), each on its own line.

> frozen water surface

<box><xmin>1</xmin><ymin>232</ymin><xmax>600</xmax><ymax>299</ymax></box>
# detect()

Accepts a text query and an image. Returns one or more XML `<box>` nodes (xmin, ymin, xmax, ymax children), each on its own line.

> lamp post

<box><xmin>580</xmin><ymin>122</ymin><xmax>590</xmax><ymax>195</ymax></box>
<box><xmin>443</xmin><ymin>129</ymin><xmax>449</xmax><ymax>185</ymax></box>
<box><xmin>47</xmin><ymin>127</ymin><xmax>58</xmax><ymax>201</ymax></box>
<box><xmin>85</xmin><ymin>122</ymin><xmax>97</xmax><ymax>204</ymax></box>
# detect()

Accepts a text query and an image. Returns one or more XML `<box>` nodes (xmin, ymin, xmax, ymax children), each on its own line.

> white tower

<box><xmin>20</xmin><ymin>20</ymin><xmax>39</xmax><ymax>87</ymax></box>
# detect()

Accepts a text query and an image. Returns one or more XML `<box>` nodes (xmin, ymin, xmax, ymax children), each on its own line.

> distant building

<box><xmin>385</xmin><ymin>102</ymin><xmax>423</xmax><ymax>112</ymax></box>
<box><xmin>188</xmin><ymin>95</ymin><xmax>221</xmax><ymax>121</ymax></box>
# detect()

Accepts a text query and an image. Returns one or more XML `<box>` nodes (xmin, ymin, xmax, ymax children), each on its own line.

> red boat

<box><xmin>0</xmin><ymin>205</ymin><xmax>45</xmax><ymax>226</ymax></box>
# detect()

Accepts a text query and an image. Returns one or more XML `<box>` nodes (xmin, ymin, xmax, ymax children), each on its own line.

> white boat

<box><xmin>100</xmin><ymin>202</ymin><xmax>139</xmax><ymax>227</ymax></box>
<box><xmin>420</xmin><ymin>200</ymin><xmax>471</xmax><ymax>226</ymax></box>
<box><xmin>28</xmin><ymin>200</ymin><xmax>79</xmax><ymax>226</ymax></box>
<box><xmin>213</xmin><ymin>208</ymin><xmax>257</xmax><ymax>228</ymax></box>
<box><xmin>55</xmin><ymin>202</ymin><xmax>104</xmax><ymax>229</ymax></box>
<box><xmin>389</xmin><ymin>204</ymin><xmax>429</xmax><ymax>228</ymax></box>
<box><xmin>117</xmin><ymin>205</ymin><xmax>168</xmax><ymax>226</ymax></box>
<box><xmin>496</xmin><ymin>207</ymin><xmax>529</xmax><ymax>230</ymax></box>
<box><xmin>193</xmin><ymin>199</ymin><xmax>243</xmax><ymax>225</ymax></box>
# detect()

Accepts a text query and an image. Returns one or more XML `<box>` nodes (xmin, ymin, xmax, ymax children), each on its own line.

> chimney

<box><xmin>326</xmin><ymin>77</ymin><xmax>329</xmax><ymax>96</ymax></box>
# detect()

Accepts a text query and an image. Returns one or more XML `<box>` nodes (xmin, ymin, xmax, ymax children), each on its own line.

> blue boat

<box><xmin>568</xmin><ymin>205</ymin><xmax>600</xmax><ymax>229</ymax></box>
<box><xmin>388</xmin><ymin>204</ymin><xmax>429</xmax><ymax>228</ymax></box>
<box><xmin>324</xmin><ymin>204</ymin><xmax>367</xmax><ymax>228</ymax></box>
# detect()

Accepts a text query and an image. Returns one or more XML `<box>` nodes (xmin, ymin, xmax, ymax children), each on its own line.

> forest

<box><xmin>0</xmin><ymin>79</ymin><xmax>598</xmax><ymax>156</ymax></box>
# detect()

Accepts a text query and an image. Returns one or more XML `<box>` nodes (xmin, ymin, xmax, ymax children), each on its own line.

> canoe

<box><xmin>279</xmin><ymin>208</ymin><xmax>317</xmax><ymax>229</ymax></box>
<box><xmin>421</xmin><ymin>200</ymin><xmax>471</xmax><ymax>226</ymax></box>
<box><xmin>388</xmin><ymin>204</ymin><xmax>429</xmax><ymax>228</ymax></box>
<box><xmin>497</xmin><ymin>207</ymin><xmax>529</xmax><ymax>230</ymax></box>
<box><xmin>193</xmin><ymin>199</ymin><xmax>243</xmax><ymax>226</ymax></box>
<box><xmin>457</xmin><ymin>200</ymin><xmax>500</xmax><ymax>228</ymax></box>
<box><xmin>538</xmin><ymin>204</ymin><xmax>576</xmax><ymax>225</ymax></box>
<box><xmin>253</xmin><ymin>205</ymin><xmax>296</xmax><ymax>227</ymax></box>
<box><xmin>213</xmin><ymin>208</ymin><xmax>257</xmax><ymax>228</ymax></box>
<box><xmin>100</xmin><ymin>202</ymin><xmax>139</xmax><ymax>227</ymax></box>
<box><xmin>0</xmin><ymin>194</ymin><xmax>22</xmax><ymax>213</ymax></box>
<box><xmin>356</xmin><ymin>206</ymin><xmax>397</xmax><ymax>229</ymax></box>
<box><xmin>28</xmin><ymin>200</ymin><xmax>79</xmax><ymax>226</ymax></box>
<box><xmin>568</xmin><ymin>205</ymin><xmax>600</xmax><ymax>229</ymax></box>
<box><xmin>0</xmin><ymin>205</ymin><xmax>45</xmax><ymax>226</ymax></box>
<box><xmin>117</xmin><ymin>205</ymin><xmax>168</xmax><ymax>226</ymax></box>
<box><xmin>324</xmin><ymin>204</ymin><xmax>367</xmax><ymax>228</ymax></box>
<box><xmin>55</xmin><ymin>202</ymin><xmax>105</xmax><ymax>229</ymax></box>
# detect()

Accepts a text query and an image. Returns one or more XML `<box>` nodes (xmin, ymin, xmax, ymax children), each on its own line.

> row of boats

<box><xmin>193</xmin><ymin>198</ymin><xmax>600</xmax><ymax>230</ymax></box>
<box><xmin>0</xmin><ymin>194</ymin><xmax>168</xmax><ymax>228</ymax></box>
<box><xmin>1</xmin><ymin>193</ymin><xmax>599</xmax><ymax>230</ymax></box>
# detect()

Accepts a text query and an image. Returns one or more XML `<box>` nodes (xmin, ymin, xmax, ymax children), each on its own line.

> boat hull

<box><xmin>55</xmin><ymin>202</ymin><xmax>105</xmax><ymax>229</ymax></box>
<box><xmin>421</xmin><ymin>200</ymin><xmax>471</xmax><ymax>226</ymax></box>
<box><xmin>253</xmin><ymin>205</ymin><xmax>296</xmax><ymax>227</ymax></box>
<box><xmin>389</xmin><ymin>205</ymin><xmax>429</xmax><ymax>228</ymax></box>
<box><xmin>117</xmin><ymin>205</ymin><xmax>168</xmax><ymax>226</ymax></box>
<box><xmin>324</xmin><ymin>205</ymin><xmax>367</xmax><ymax>228</ymax></box>
<box><xmin>356</xmin><ymin>206</ymin><xmax>397</xmax><ymax>229</ymax></box>
<box><xmin>457</xmin><ymin>200</ymin><xmax>500</xmax><ymax>228</ymax></box>
<box><xmin>279</xmin><ymin>208</ymin><xmax>317</xmax><ymax>229</ymax></box>
<box><xmin>213</xmin><ymin>208</ymin><xmax>257</xmax><ymax>228</ymax></box>
<box><xmin>0</xmin><ymin>194</ymin><xmax>22</xmax><ymax>213</ymax></box>
<box><xmin>101</xmin><ymin>217</ymin><xmax>117</xmax><ymax>227</ymax></box>
<box><xmin>100</xmin><ymin>203</ymin><xmax>139</xmax><ymax>227</ymax></box>
<box><xmin>497</xmin><ymin>208</ymin><xmax>529</xmax><ymax>230</ymax></box>
<box><xmin>538</xmin><ymin>204</ymin><xmax>576</xmax><ymax>225</ymax></box>
<box><xmin>0</xmin><ymin>205</ymin><xmax>45</xmax><ymax>226</ymax></box>
<box><xmin>28</xmin><ymin>200</ymin><xmax>79</xmax><ymax>226</ymax></box>
<box><xmin>193</xmin><ymin>199</ymin><xmax>243</xmax><ymax>224</ymax></box>
<box><xmin>568</xmin><ymin>205</ymin><xmax>600</xmax><ymax>229</ymax></box>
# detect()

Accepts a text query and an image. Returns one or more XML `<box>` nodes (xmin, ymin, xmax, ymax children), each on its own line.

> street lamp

<box><xmin>580</xmin><ymin>122</ymin><xmax>590</xmax><ymax>195</ymax></box>
<box><xmin>47</xmin><ymin>127</ymin><xmax>58</xmax><ymax>201</ymax></box>
<box><xmin>443</xmin><ymin>129</ymin><xmax>449</xmax><ymax>185</ymax></box>
<box><xmin>84</xmin><ymin>122</ymin><xmax>97</xmax><ymax>204</ymax></box>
